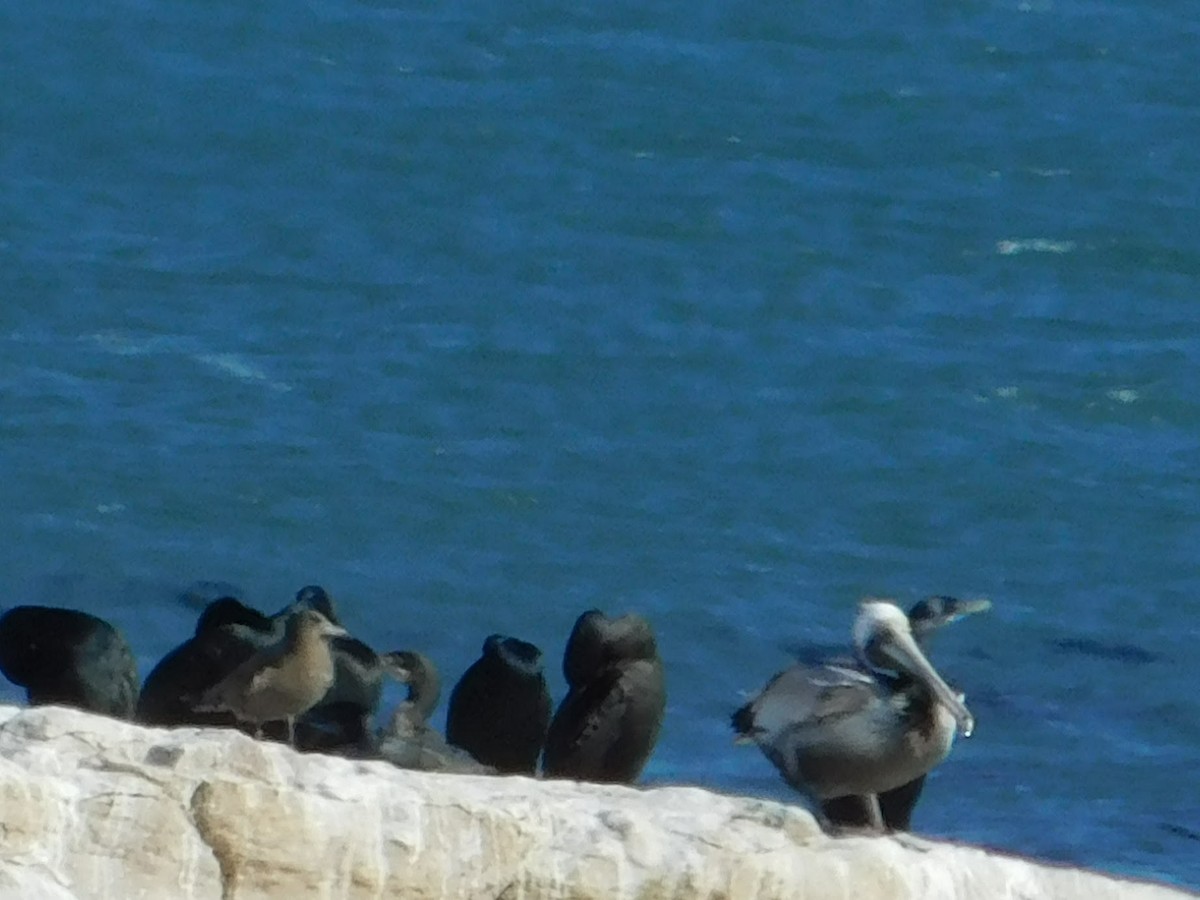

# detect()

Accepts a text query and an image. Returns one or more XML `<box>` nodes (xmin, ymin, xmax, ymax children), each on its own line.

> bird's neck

<box><xmin>406</xmin><ymin>672</ymin><xmax>440</xmax><ymax>722</ymax></box>
<box><xmin>290</xmin><ymin>630</ymin><xmax>334</xmax><ymax>679</ymax></box>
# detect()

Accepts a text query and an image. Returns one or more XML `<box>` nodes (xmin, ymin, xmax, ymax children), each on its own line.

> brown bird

<box><xmin>195</xmin><ymin>608</ymin><xmax>347</xmax><ymax>745</ymax></box>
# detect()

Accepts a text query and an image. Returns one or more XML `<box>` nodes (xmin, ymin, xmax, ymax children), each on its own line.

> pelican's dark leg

<box><xmin>824</xmin><ymin>777</ymin><xmax>927</xmax><ymax>832</ymax></box>
<box><xmin>822</xmin><ymin>794</ymin><xmax>877</xmax><ymax>829</ymax></box>
<box><xmin>820</xmin><ymin>794</ymin><xmax>886</xmax><ymax>836</ymax></box>
<box><xmin>864</xmin><ymin>794</ymin><xmax>884</xmax><ymax>831</ymax></box>
<box><xmin>877</xmin><ymin>775</ymin><xmax>926</xmax><ymax>831</ymax></box>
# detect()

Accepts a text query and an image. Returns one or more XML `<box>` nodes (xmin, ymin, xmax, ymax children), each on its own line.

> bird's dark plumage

<box><xmin>446</xmin><ymin>635</ymin><xmax>551</xmax><ymax>775</ymax></box>
<box><xmin>542</xmin><ymin>610</ymin><xmax>666</xmax><ymax>784</ymax></box>
<box><xmin>0</xmin><ymin>605</ymin><xmax>138</xmax><ymax>719</ymax></box>
<box><xmin>821</xmin><ymin>776</ymin><xmax>928</xmax><ymax>831</ymax></box>
<box><xmin>137</xmin><ymin>597</ymin><xmax>275</xmax><ymax>730</ymax></box>
<box><xmin>285</xmin><ymin>585</ymin><xmax>341</xmax><ymax>624</ymax></box>
<box><xmin>139</xmin><ymin>586</ymin><xmax>384</xmax><ymax>749</ymax></box>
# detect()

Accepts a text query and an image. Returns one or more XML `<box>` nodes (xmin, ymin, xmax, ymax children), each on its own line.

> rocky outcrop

<box><xmin>0</xmin><ymin>704</ymin><xmax>1189</xmax><ymax>900</ymax></box>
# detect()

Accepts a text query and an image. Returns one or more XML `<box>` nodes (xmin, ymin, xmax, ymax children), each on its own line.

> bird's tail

<box><xmin>730</xmin><ymin>702</ymin><xmax>760</xmax><ymax>745</ymax></box>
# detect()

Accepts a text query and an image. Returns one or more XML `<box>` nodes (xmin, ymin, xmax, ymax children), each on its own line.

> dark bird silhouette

<box><xmin>194</xmin><ymin>608</ymin><xmax>347</xmax><ymax>745</ymax></box>
<box><xmin>732</xmin><ymin>599</ymin><xmax>976</xmax><ymax>833</ymax></box>
<box><xmin>0</xmin><ymin>605</ymin><xmax>138</xmax><ymax>718</ymax></box>
<box><xmin>139</xmin><ymin>586</ymin><xmax>384</xmax><ymax>749</ymax></box>
<box><xmin>374</xmin><ymin>650</ymin><xmax>494</xmax><ymax>774</ymax></box>
<box><xmin>282</xmin><ymin>584</ymin><xmax>339</xmax><ymax>622</ymax></box>
<box><xmin>542</xmin><ymin>609</ymin><xmax>666</xmax><ymax>784</ymax></box>
<box><xmin>446</xmin><ymin>635</ymin><xmax>551</xmax><ymax>775</ymax></box>
<box><xmin>819</xmin><ymin>595</ymin><xmax>990</xmax><ymax>831</ymax></box>
<box><xmin>137</xmin><ymin>597</ymin><xmax>276</xmax><ymax>730</ymax></box>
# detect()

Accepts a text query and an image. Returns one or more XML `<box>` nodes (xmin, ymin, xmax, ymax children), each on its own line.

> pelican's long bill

<box><xmin>854</xmin><ymin>600</ymin><xmax>976</xmax><ymax>737</ymax></box>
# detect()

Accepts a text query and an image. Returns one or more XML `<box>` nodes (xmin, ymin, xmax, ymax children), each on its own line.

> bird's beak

<box><xmin>879</xmin><ymin>624</ymin><xmax>976</xmax><ymax>737</ymax></box>
<box><xmin>922</xmin><ymin>596</ymin><xmax>992</xmax><ymax>631</ymax></box>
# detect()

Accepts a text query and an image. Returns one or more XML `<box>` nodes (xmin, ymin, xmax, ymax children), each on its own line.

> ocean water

<box><xmin>2</xmin><ymin>0</ymin><xmax>1199</xmax><ymax>890</ymax></box>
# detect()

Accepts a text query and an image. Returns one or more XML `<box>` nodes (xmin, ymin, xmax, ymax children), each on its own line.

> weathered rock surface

<box><xmin>0</xmin><ymin>704</ymin><xmax>1190</xmax><ymax>900</ymax></box>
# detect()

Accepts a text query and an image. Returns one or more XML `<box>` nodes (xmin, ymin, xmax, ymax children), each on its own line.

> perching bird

<box><xmin>194</xmin><ymin>608</ymin><xmax>347</xmax><ymax>745</ymax></box>
<box><xmin>819</xmin><ymin>595</ymin><xmax>990</xmax><ymax>831</ymax></box>
<box><xmin>138</xmin><ymin>596</ymin><xmax>276</xmax><ymax>730</ymax></box>
<box><xmin>0</xmin><ymin>605</ymin><xmax>138</xmax><ymax>718</ymax></box>
<box><xmin>271</xmin><ymin>585</ymin><xmax>387</xmax><ymax>752</ymax></box>
<box><xmin>374</xmin><ymin>650</ymin><xmax>494</xmax><ymax>774</ymax></box>
<box><xmin>446</xmin><ymin>635</ymin><xmax>551</xmax><ymax>775</ymax></box>
<box><xmin>732</xmin><ymin>599</ymin><xmax>975</xmax><ymax>833</ymax></box>
<box><xmin>542</xmin><ymin>609</ymin><xmax>666</xmax><ymax>784</ymax></box>
<box><xmin>141</xmin><ymin>586</ymin><xmax>384</xmax><ymax>748</ymax></box>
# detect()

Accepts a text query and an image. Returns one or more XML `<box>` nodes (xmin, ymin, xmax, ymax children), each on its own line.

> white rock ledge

<box><xmin>0</xmin><ymin>704</ymin><xmax>1190</xmax><ymax>900</ymax></box>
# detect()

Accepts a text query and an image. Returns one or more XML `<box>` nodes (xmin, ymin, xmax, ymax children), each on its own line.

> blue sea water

<box><xmin>2</xmin><ymin>0</ymin><xmax>1199</xmax><ymax>890</ymax></box>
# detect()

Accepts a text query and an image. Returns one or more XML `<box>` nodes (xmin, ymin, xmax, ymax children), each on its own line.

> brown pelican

<box><xmin>732</xmin><ymin>598</ymin><xmax>976</xmax><ymax>832</ymax></box>
<box><xmin>821</xmin><ymin>595</ymin><xmax>990</xmax><ymax>830</ymax></box>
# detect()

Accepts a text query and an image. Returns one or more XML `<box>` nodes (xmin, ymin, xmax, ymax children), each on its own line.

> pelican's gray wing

<box><xmin>733</xmin><ymin>663</ymin><xmax>876</xmax><ymax>744</ymax></box>
<box><xmin>807</xmin><ymin>665</ymin><xmax>880</xmax><ymax>725</ymax></box>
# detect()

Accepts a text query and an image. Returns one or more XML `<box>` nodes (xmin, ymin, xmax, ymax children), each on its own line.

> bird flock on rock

<box><xmin>0</xmin><ymin>585</ymin><xmax>988</xmax><ymax>835</ymax></box>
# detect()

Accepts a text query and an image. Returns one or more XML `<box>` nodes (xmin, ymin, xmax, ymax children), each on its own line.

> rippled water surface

<box><xmin>2</xmin><ymin>0</ymin><xmax>1199</xmax><ymax>890</ymax></box>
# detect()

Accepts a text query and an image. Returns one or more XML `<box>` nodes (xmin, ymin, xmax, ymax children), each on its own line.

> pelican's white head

<box><xmin>851</xmin><ymin>597</ymin><xmax>975</xmax><ymax>738</ymax></box>
<box><xmin>852</xmin><ymin>599</ymin><xmax>910</xmax><ymax>657</ymax></box>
